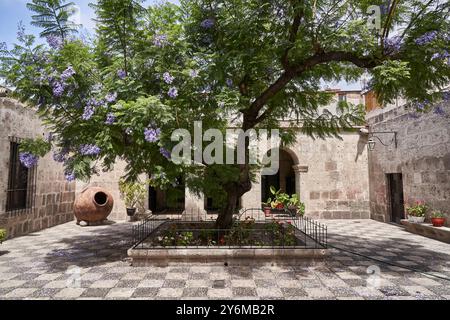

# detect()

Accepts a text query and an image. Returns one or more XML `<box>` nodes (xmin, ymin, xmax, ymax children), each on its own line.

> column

<box><xmin>292</xmin><ymin>164</ymin><xmax>308</xmax><ymax>201</ymax></box>
<box><xmin>241</xmin><ymin>171</ymin><xmax>262</xmax><ymax>209</ymax></box>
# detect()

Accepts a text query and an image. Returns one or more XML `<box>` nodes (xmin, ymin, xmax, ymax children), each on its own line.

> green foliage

<box><xmin>406</xmin><ymin>201</ymin><xmax>428</xmax><ymax>217</ymax></box>
<box><xmin>265</xmin><ymin>221</ymin><xmax>296</xmax><ymax>246</ymax></box>
<box><xmin>0</xmin><ymin>229</ymin><xmax>6</xmax><ymax>243</ymax></box>
<box><xmin>431</xmin><ymin>211</ymin><xmax>444</xmax><ymax>218</ymax></box>
<box><xmin>19</xmin><ymin>137</ymin><xmax>51</xmax><ymax>157</ymax></box>
<box><xmin>26</xmin><ymin>0</ymin><xmax>79</xmax><ymax>39</ymax></box>
<box><xmin>89</xmin><ymin>0</ymin><xmax>145</xmax><ymax>73</ymax></box>
<box><xmin>264</xmin><ymin>187</ymin><xmax>304</xmax><ymax>215</ymax></box>
<box><xmin>1</xmin><ymin>0</ymin><xmax>449</xmax><ymax>217</ymax></box>
<box><xmin>118</xmin><ymin>178</ymin><xmax>147</xmax><ymax>208</ymax></box>
<box><xmin>224</xmin><ymin>217</ymin><xmax>255</xmax><ymax>245</ymax></box>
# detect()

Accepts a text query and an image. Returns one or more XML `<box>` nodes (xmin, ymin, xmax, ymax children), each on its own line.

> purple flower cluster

<box><xmin>160</xmin><ymin>147</ymin><xmax>171</xmax><ymax>159</ymax></box>
<box><xmin>168</xmin><ymin>87</ymin><xmax>178</xmax><ymax>98</ymax></box>
<box><xmin>105</xmin><ymin>92</ymin><xmax>117</xmax><ymax>103</ymax></box>
<box><xmin>82</xmin><ymin>105</ymin><xmax>95</xmax><ymax>120</ymax></box>
<box><xmin>433</xmin><ymin>106</ymin><xmax>446</xmax><ymax>116</ymax></box>
<box><xmin>79</xmin><ymin>144</ymin><xmax>101</xmax><ymax>156</ymax></box>
<box><xmin>163</xmin><ymin>72</ymin><xmax>174</xmax><ymax>84</ymax></box>
<box><xmin>52</xmin><ymin>81</ymin><xmax>65</xmax><ymax>97</ymax></box>
<box><xmin>105</xmin><ymin>113</ymin><xmax>116</xmax><ymax>125</ymax></box>
<box><xmin>17</xmin><ymin>23</ymin><xmax>26</xmax><ymax>42</ymax></box>
<box><xmin>431</xmin><ymin>50</ymin><xmax>450</xmax><ymax>62</ymax></box>
<box><xmin>144</xmin><ymin>127</ymin><xmax>161</xmax><ymax>143</ymax></box>
<box><xmin>65</xmin><ymin>171</ymin><xmax>76</xmax><ymax>182</ymax></box>
<box><xmin>61</xmin><ymin>66</ymin><xmax>76</xmax><ymax>81</ymax></box>
<box><xmin>117</xmin><ymin>69</ymin><xmax>127</xmax><ymax>79</ymax></box>
<box><xmin>415</xmin><ymin>31</ymin><xmax>438</xmax><ymax>45</ymax></box>
<box><xmin>415</xmin><ymin>100</ymin><xmax>429</xmax><ymax>111</ymax></box>
<box><xmin>383</xmin><ymin>36</ymin><xmax>402</xmax><ymax>55</ymax></box>
<box><xmin>226</xmin><ymin>78</ymin><xmax>233</xmax><ymax>87</ymax></box>
<box><xmin>46</xmin><ymin>35</ymin><xmax>63</xmax><ymax>50</ymax></box>
<box><xmin>189</xmin><ymin>69</ymin><xmax>199</xmax><ymax>78</ymax></box>
<box><xmin>53</xmin><ymin>148</ymin><xmax>68</xmax><ymax>163</ymax></box>
<box><xmin>46</xmin><ymin>132</ymin><xmax>54</xmax><ymax>142</ymax></box>
<box><xmin>442</xmin><ymin>92</ymin><xmax>450</xmax><ymax>101</ymax></box>
<box><xmin>19</xmin><ymin>152</ymin><xmax>39</xmax><ymax>168</ymax></box>
<box><xmin>87</xmin><ymin>97</ymin><xmax>104</xmax><ymax>107</ymax></box>
<box><xmin>153</xmin><ymin>34</ymin><xmax>169</xmax><ymax>47</ymax></box>
<box><xmin>201</xmin><ymin>18</ymin><xmax>215</xmax><ymax>29</ymax></box>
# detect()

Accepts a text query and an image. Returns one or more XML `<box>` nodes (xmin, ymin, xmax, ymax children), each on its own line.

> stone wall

<box><xmin>367</xmin><ymin>100</ymin><xmax>450</xmax><ymax>225</ymax></box>
<box><xmin>242</xmin><ymin>132</ymin><xmax>371</xmax><ymax>219</ymax></box>
<box><xmin>0</xmin><ymin>98</ymin><xmax>75</xmax><ymax>238</ymax></box>
<box><xmin>75</xmin><ymin>159</ymin><xmax>132</xmax><ymax>221</ymax></box>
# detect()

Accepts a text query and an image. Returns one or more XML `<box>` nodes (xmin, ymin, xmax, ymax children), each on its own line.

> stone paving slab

<box><xmin>0</xmin><ymin>219</ymin><xmax>449</xmax><ymax>300</ymax></box>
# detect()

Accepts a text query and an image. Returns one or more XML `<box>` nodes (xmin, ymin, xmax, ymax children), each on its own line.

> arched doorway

<box><xmin>149</xmin><ymin>176</ymin><xmax>185</xmax><ymax>214</ymax></box>
<box><xmin>261</xmin><ymin>149</ymin><xmax>297</xmax><ymax>203</ymax></box>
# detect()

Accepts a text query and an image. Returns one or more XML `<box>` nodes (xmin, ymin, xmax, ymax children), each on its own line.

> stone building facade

<box><xmin>93</xmin><ymin>90</ymin><xmax>371</xmax><ymax>220</ymax></box>
<box><xmin>0</xmin><ymin>97</ymin><xmax>75</xmax><ymax>238</ymax></box>
<box><xmin>0</xmin><ymin>89</ymin><xmax>375</xmax><ymax>238</ymax></box>
<box><xmin>367</xmin><ymin>98</ymin><xmax>450</xmax><ymax>225</ymax></box>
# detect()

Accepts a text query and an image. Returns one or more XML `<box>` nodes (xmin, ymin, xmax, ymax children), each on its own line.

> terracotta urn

<box><xmin>74</xmin><ymin>187</ymin><xmax>114</xmax><ymax>224</ymax></box>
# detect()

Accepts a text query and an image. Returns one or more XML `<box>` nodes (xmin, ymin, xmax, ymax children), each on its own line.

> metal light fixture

<box><xmin>366</xmin><ymin>131</ymin><xmax>398</xmax><ymax>151</ymax></box>
<box><xmin>367</xmin><ymin>137</ymin><xmax>376</xmax><ymax>151</ymax></box>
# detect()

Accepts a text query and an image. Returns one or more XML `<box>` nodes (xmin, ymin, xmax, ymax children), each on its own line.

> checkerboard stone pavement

<box><xmin>0</xmin><ymin>219</ymin><xmax>449</xmax><ymax>300</ymax></box>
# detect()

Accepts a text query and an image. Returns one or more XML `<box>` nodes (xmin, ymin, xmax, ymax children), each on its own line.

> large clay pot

<box><xmin>74</xmin><ymin>187</ymin><xmax>114</xmax><ymax>224</ymax></box>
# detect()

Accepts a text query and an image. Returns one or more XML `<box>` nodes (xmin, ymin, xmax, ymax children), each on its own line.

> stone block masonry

<box><xmin>0</xmin><ymin>98</ymin><xmax>75</xmax><ymax>238</ymax></box>
<box><xmin>367</xmin><ymin>100</ymin><xmax>450</xmax><ymax>226</ymax></box>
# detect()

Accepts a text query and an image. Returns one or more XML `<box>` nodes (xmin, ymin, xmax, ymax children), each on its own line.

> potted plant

<box><xmin>262</xmin><ymin>200</ymin><xmax>272</xmax><ymax>216</ymax></box>
<box><xmin>406</xmin><ymin>201</ymin><xmax>427</xmax><ymax>223</ymax></box>
<box><xmin>118</xmin><ymin>179</ymin><xmax>147</xmax><ymax>217</ymax></box>
<box><xmin>0</xmin><ymin>229</ymin><xmax>6</xmax><ymax>244</ymax></box>
<box><xmin>287</xmin><ymin>194</ymin><xmax>306</xmax><ymax>216</ymax></box>
<box><xmin>431</xmin><ymin>211</ymin><xmax>446</xmax><ymax>227</ymax></box>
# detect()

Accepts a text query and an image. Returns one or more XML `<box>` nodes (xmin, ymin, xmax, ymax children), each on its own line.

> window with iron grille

<box><xmin>6</xmin><ymin>138</ymin><xmax>36</xmax><ymax>212</ymax></box>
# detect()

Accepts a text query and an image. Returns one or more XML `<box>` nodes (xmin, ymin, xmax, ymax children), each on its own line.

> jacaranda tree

<box><xmin>1</xmin><ymin>0</ymin><xmax>449</xmax><ymax>228</ymax></box>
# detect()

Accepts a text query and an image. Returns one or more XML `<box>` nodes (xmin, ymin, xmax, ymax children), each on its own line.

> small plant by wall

<box><xmin>0</xmin><ymin>229</ymin><xmax>7</xmax><ymax>244</ymax></box>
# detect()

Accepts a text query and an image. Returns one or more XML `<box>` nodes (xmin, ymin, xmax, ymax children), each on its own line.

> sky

<box><xmin>0</xmin><ymin>0</ymin><xmax>361</xmax><ymax>90</ymax></box>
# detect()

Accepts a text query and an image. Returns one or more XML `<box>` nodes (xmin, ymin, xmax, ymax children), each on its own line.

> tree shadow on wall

<box><xmin>354</xmin><ymin>134</ymin><xmax>367</xmax><ymax>162</ymax></box>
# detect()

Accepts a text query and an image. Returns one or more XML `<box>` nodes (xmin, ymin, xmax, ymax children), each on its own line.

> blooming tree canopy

<box><xmin>1</xmin><ymin>0</ymin><xmax>449</xmax><ymax>228</ymax></box>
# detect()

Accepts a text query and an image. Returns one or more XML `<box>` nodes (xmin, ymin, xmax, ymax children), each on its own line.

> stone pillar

<box><xmin>292</xmin><ymin>165</ymin><xmax>308</xmax><ymax>201</ymax></box>
<box><xmin>241</xmin><ymin>171</ymin><xmax>262</xmax><ymax>209</ymax></box>
<box><xmin>184</xmin><ymin>186</ymin><xmax>206</xmax><ymax>219</ymax></box>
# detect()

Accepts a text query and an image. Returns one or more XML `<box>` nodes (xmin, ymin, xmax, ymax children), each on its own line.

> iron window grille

<box><xmin>5</xmin><ymin>137</ymin><xmax>37</xmax><ymax>213</ymax></box>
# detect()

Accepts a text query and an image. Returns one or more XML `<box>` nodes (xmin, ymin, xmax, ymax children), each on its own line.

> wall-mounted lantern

<box><xmin>367</xmin><ymin>131</ymin><xmax>398</xmax><ymax>151</ymax></box>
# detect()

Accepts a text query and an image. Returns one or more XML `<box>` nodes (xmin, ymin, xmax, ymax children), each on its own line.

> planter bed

<box><xmin>401</xmin><ymin>219</ymin><xmax>450</xmax><ymax>243</ymax></box>
<box><xmin>128</xmin><ymin>220</ymin><xmax>327</xmax><ymax>266</ymax></box>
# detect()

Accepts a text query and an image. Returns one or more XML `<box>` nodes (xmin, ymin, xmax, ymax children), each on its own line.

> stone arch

<box><xmin>261</xmin><ymin>147</ymin><xmax>299</xmax><ymax>203</ymax></box>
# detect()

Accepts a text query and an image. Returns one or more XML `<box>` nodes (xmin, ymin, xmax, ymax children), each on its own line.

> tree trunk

<box><xmin>215</xmin><ymin>168</ymin><xmax>252</xmax><ymax>229</ymax></box>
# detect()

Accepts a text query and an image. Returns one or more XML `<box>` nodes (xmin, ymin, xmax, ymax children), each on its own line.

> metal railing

<box><xmin>5</xmin><ymin>137</ymin><xmax>37</xmax><ymax>215</ymax></box>
<box><xmin>131</xmin><ymin>207</ymin><xmax>327</xmax><ymax>249</ymax></box>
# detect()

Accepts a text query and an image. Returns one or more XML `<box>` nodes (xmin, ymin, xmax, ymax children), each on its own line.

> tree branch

<box><xmin>243</xmin><ymin>51</ymin><xmax>380</xmax><ymax>129</ymax></box>
<box><xmin>281</xmin><ymin>1</ymin><xmax>304</xmax><ymax>69</ymax></box>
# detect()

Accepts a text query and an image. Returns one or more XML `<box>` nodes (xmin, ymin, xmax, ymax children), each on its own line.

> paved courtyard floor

<box><xmin>0</xmin><ymin>219</ymin><xmax>449</xmax><ymax>300</ymax></box>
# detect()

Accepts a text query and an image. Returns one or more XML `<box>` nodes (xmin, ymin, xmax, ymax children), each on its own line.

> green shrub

<box><xmin>0</xmin><ymin>229</ymin><xmax>7</xmax><ymax>243</ymax></box>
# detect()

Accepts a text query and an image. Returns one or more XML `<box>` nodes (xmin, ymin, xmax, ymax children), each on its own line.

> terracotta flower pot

<box><xmin>263</xmin><ymin>207</ymin><xmax>271</xmax><ymax>216</ymax></box>
<box><xmin>431</xmin><ymin>218</ymin><xmax>445</xmax><ymax>227</ymax></box>
<box><xmin>74</xmin><ymin>187</ymin><xmax>114</xmax><ymax>224</ymax></box>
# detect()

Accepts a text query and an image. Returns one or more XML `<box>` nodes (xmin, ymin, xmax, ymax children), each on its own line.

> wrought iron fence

<box><xmin>131</xmin><ymin>207</ymin><xmax>327</xmax><ymax>250</ymax></box>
